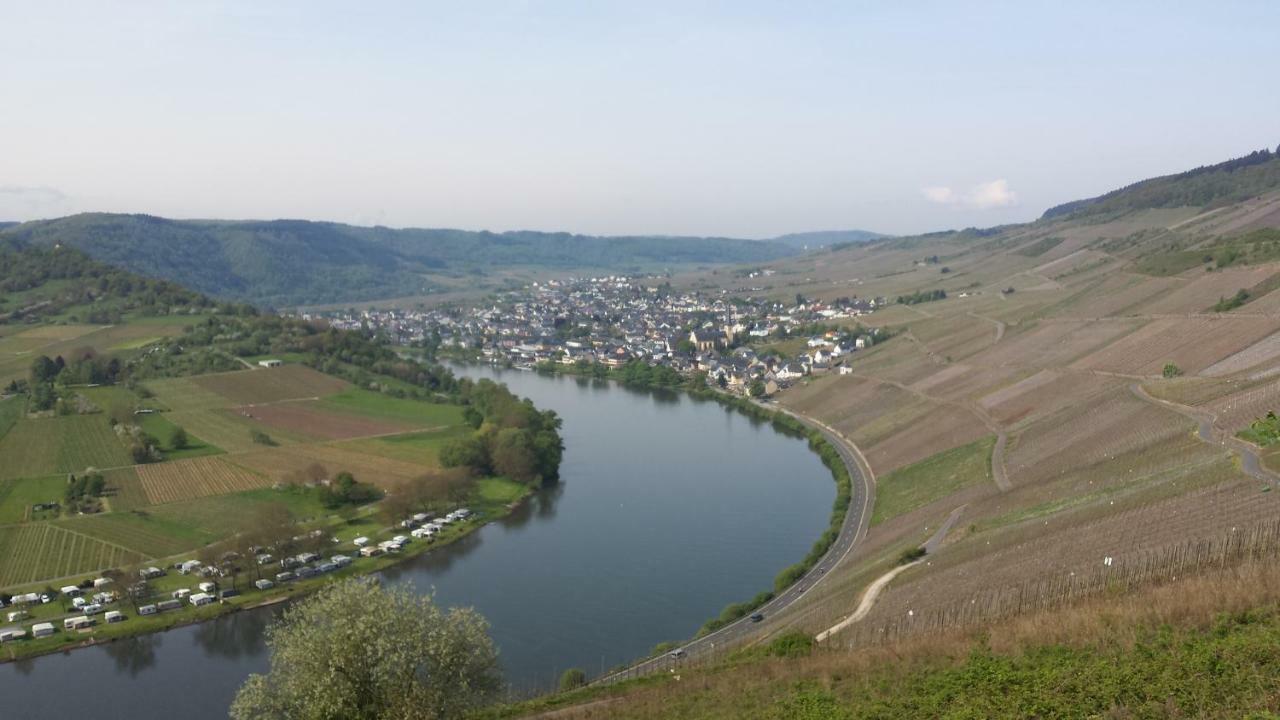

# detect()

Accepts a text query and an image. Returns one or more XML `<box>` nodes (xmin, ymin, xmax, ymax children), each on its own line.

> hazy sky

<box><xmin>2</xmin><ymin>1</ymin><xmax>1278</xmax><ymax>237</ymax></box>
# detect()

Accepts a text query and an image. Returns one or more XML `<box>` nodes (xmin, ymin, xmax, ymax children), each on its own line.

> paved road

<box><xmin>594</xmin><ymin>403</ymin><xmax>874</xmax><ymax>684</ymax></box>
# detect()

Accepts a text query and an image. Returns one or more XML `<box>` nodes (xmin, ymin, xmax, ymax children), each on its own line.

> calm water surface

<box><xmin>3</xmin><ymin>366</ymin><xmax>834</xmax><ymax>718</ymax></box>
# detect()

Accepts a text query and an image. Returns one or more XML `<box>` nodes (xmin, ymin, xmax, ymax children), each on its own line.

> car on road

<box><xmin>667</xmin><ymin>649</ymin><xmax>686</xmax><ymax>659</ymax></box>
<box><xmin>749</xmin><ymin>613</ymin><xmax>764</xmax><ymax>623</ymax></box>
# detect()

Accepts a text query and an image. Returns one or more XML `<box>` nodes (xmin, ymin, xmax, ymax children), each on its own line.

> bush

<box><xmin>558</xmin><ymin>668</ymin><xmax>586</xmax><ymax>692</ymax></box>
<box><xmin>1162</xmin><ymin>362</ymin><xmax>1182</xmax><ymax>378</ymax></box>
<box><xmin>897</xmin><ymin>546</ymin><xmax>927</xmax><ymax>565</ymax></box>
<box><xmin>766</xmin><ymin>632</ymin><xmax>815</xmax><ymax>658</ymax></box>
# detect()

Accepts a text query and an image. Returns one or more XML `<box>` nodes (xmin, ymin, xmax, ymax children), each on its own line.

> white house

<box><xmin>258</xmin><ymin>359</ymin><xmax>283</xmax><ymax>368</ymax></box>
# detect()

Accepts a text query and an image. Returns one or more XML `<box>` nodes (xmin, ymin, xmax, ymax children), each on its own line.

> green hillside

<box><xmin>0</xmin><ymin>214</ymin><xmax>801</xmax><ymax>307</ymax></box>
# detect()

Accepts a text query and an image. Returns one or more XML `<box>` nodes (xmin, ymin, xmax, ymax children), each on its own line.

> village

<box><xmin>310</xmin><ymin>276</ymin><xmax>889</xmax><ymax>396</ymax></box>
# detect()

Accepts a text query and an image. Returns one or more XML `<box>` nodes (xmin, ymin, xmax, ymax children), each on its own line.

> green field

<box><xmin>148</xmin><ymin>487</ymin><xmax>333</xmax><ymax>534</ymax></box>
<box><xmin>142</xmin><ymin>376</ymin><xmax>233</xmax><ymax>412</ymax></box>
<box><xmin>319</xmin><ymin>388</ymin><xmax>465</xmax><ymax>427</ymax></box>
<box><xmin>475</xmin><ymin>476</ymin><xmax>528</xmax><ymax>507</ymax></box>
<box><xmin>872</xmin><ymin>436</ymin><xmax>995</xmax><ymax>525</ymax></box>
<box><xmin>335</xmin><ymin>425</ymin><xmax>472</xmax><ymax>465</ymax></box>
<box><xmin>137</xmin><ymin>412</ymin><xmax>224</xmax><ymax>460</ymax></box>
<box><xmin>55</xmin><ymin>511</ymin><xmax>216</xmax><ymax>559</ymax></box>
<box><xmin>0</xmin><ymin>414</ymin><xmax>132</xmax><ymax>480</ymax></box>
<box><xmin>0</xmin><ymin>476</ymin><xmax>65</xmax><ymax>523</ymax></box>
<box><xmin>0</xmin><ymin>394</ymin><xmax>24</xmax><ymax>439</ymax></box>
<box><xmin>0</xmin><ymin>523</ymin><xmax>144</xmax><ymax>586</ymax></box>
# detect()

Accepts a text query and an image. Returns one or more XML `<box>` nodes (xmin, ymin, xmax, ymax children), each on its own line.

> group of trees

<box><xmin>64</xmin><ymin>471</ymin><xmax>106</xmax><ymax>512</ymax></box>
<box><xmin>318</xmin><ymin>471</ymin><xmax>381</xmax><ymax>509</ymax></box>
<box><xmin>896</xmin><ymin>288</ymin><xmax>947</xmax><ymax>305</ymax></box>
<box><xmin>439</xmin><ymin>379</ymin><xmax>564</xmax><ymax>487</ymax></box>
<box><xmin>25</xmin><ymin>351</ymin><xmax>124</xmax><ymax>412</ymax></box>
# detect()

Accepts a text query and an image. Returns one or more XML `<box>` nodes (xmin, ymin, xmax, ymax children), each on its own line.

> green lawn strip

<box><xmin>0</xmin><ymin>476</ymin><xmax>65</xmax><ymax>524</ymax></box>
<box><xmin>136</xmin><ymin>412</ymin><xmax>224</xmax><ymax>461</ymax></box>
<box><xmin>317</xmin><ymin>388</ymin><xmax>465</xmax><ymax>427</ymax></box>
<box><xmin>0</xmin><ymin>394</ymin><xmax>24</xmax><ymax>440</ymax></box>
<box><xmin>872</xmin><ymin>436</ymin><xmax>995</xmax><ymax>525</ymax></box>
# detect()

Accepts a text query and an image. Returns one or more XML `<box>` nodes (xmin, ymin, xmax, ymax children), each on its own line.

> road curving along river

<box><xmin>1</xmin><ymin>365</ymin><xmax>836</xmax><ymax>717</ymax></box>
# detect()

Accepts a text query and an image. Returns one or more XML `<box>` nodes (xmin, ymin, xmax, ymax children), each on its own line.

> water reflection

<box><xmin>103</xmin><ymin>633</ymin><xmax>161</xmax><ymax>677</ymax></box>
<box><xmin>192</xmin><ymin>608</ymin><xmax>278</xmax><ymax>660</ymax></box>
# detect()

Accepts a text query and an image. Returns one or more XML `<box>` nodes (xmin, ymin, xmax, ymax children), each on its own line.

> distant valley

<box><xmin>0</xmin><ymin>214</ymin><xmax>884</xmax><ymax>308</ymax></box>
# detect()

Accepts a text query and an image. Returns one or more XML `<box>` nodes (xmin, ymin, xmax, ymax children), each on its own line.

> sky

<box><xmin>2</xmin><ymin>1</ymin><xmax>1278</xmax><ymax>238</ymax></box>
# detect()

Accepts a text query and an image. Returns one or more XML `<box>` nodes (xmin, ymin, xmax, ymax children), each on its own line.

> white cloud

<box><xmin>921</xmin><ymin>179</ymin><xmax>1017</xmax><ymax>209</ymax></box>
<box><xmin>921</xmin><ymin>186</ymin><xmax>956</xmax><ymax>204</ymax></box>
<box><xmin>967</xmin><ymin>179</ymin><xmax>1017</xmax><ymax>209</ymax></box>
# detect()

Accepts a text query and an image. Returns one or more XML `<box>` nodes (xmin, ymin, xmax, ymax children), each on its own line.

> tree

<box><xmin>170</xmin><ymin>426</ymin><xmax>189</xmax><ymax>450</ymax></box>
<box><xmin>748</xmin><ymin>379</ymin><xmax>767</xmax><ymax>397</ymax></box>
<box><xmin>230</xmin><ymin>579</ymin><xmax>501</xmax><ymax>720</ymax></box>
<box><xmin>1163</xmin><ymin>362</ymin><xmax>1182</xmax><ymax>378</ymax></box>
<box><xmin>29</xmin><ymin>355</ymin><xmax>58</xmax><ymax>383</ymax></box>
<box><xmin>438</xmin><ymin>434</ymin><xmax>489</xmax><ymax>474</ymax></box>
<box><xmin>558</xmin><ymin>668</ymin><xmax>587</xmax><ymax>692</ymax></box>
<box><xmin>489</xmin><ymin>427</ymin><xmax>537</xmax><ymax>484</ymax></box>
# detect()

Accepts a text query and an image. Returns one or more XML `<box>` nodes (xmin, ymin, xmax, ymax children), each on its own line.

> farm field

<box><xmin>318</xmin><ymin>388</ymin><xmax>465</xmax><ymax>427</ymax></box>
<box><xmin>146</xmin><ymin>488</ymin><xmax>332</xmax><ymax>537</ymax></box>
<box><xmin>335</xmin><ymin>425</ymin><xmax>472</xmax><ymax>465</ymax></box>
<box><xmin>871</xmin><ymin>436</ymin><xmax>995</xmax><ymax>525</ymax></box>
<box><xmin>165</xmin><ymin>407</ymin><xmax>312</xmax><ymax>452</ymax></box>
<box><xmin>136</xmin><ymin>412</ymin><xmax>223</xmax><ymax>460</ymax></box>
<box><xmin>143</xmin><ymin>376</ymin><xmax>237</xmax><ymax>412</ymax></box>
<box><xmin>191</xmin><ymin>364</ymin><xmax>350</xmax><ymax>405</ymax></box>
<box><xmin>0</xmin><ymin>475</ymin><xmax>64</xmax><ymax>524</ymax></box>
<box><xmin>0</xmin><ymin>414</ymin><xmax>131</xmax><ymax>480</ymax></box>
<box><xmin>0</xmin><ymin>523</ymin><xmax>144</xmax><ymax>586</ymax></box>
<box><xmin>103</xmin><ymin>467</ymin><xmax>149</xmax><ymax>512</ymax></box>
<box><xmin>231</xmin><ymin>445</ymin><xmax>430</xmax><ymax>488</ymax></box>
<box><xmin>1201</xmin><ymin>329</ymin><xmax>1280</xmax><ymax>376</ymax></box>
<box><xmin>55</xmin><ymin>510</ymin><xmax>216</xmax><ymax>559</ymax></box>
<box><xmin>135</xmin><ymin>455</ymin><xmax>271</xmax><ymax>505</ymax></box>
<box><xmin>1071</xmin><ymin>316</ymin><xmax>1280</xmax><ymax>376</ymax></box>
<box><xmin>239</xmin><ymin>400</ymin><xmax>412</xmax><ymax>440</ymax></box>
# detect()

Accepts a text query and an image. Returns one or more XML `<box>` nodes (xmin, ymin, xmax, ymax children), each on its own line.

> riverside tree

<box><xmin>230</xmin><ymin>579</ymin><xmax>501</xmax><ymax>720</ymax></box>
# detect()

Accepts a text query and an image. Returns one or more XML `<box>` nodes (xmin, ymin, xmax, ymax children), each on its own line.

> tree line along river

<box><xmin>1</xmin><ymin>365</ymin><xmax>836</xmax><ymax>718</ymax></box>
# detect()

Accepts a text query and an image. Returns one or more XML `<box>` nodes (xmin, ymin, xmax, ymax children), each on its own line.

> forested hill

<box><xmin>0</xmin><ymin>214</ymin><xmax>801</xmax><ymax>307</ymax></box>
<box><xmin>1042</xmin><ymin>145</ymin><xmax>1280</xmax><ymax>221</ymax></box>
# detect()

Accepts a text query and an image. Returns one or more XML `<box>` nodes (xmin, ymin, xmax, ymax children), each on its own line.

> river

<box><xmin>2</xmin><ymin>366</ymin><xmax>835</xmax><ymax>717</ymax></box>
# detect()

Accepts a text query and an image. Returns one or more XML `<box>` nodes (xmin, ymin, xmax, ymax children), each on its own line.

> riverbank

<box><xmin>0</xmin><ymin>477</ymin><xmax>533</xmax><ymax>664</ymax></box>
<box><xmin>479</xmin><ymin>358</ymin><xmax>860</xmax><ymax>666</ymax></box>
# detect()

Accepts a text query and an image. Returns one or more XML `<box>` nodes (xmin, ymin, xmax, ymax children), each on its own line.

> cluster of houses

<box><xmin>310</xmin><ymin>275</ymin><xmax>885</xmax><ymax>396</ymax></box>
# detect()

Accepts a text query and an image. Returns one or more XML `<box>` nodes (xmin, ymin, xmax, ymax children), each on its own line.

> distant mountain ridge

<box><xmin>0</xmin><ymin>214</ymin><xmax>813</xmax><ymax>307</ymax></box>
<box><xmin>769</xmin><ymin>229</ymin><xmax>887</xmax><ymax>249</ymax></box>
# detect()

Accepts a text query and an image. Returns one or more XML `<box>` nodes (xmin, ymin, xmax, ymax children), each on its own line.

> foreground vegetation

<box><xmin>489</xmin><ymin>559</ymin><xmax>1280</xmax><ymax>719</ymax></box>
<box><xmin>232</xmin><ymin>579</ymin><xmax>500</xmax><ymax>720</ymax></box>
